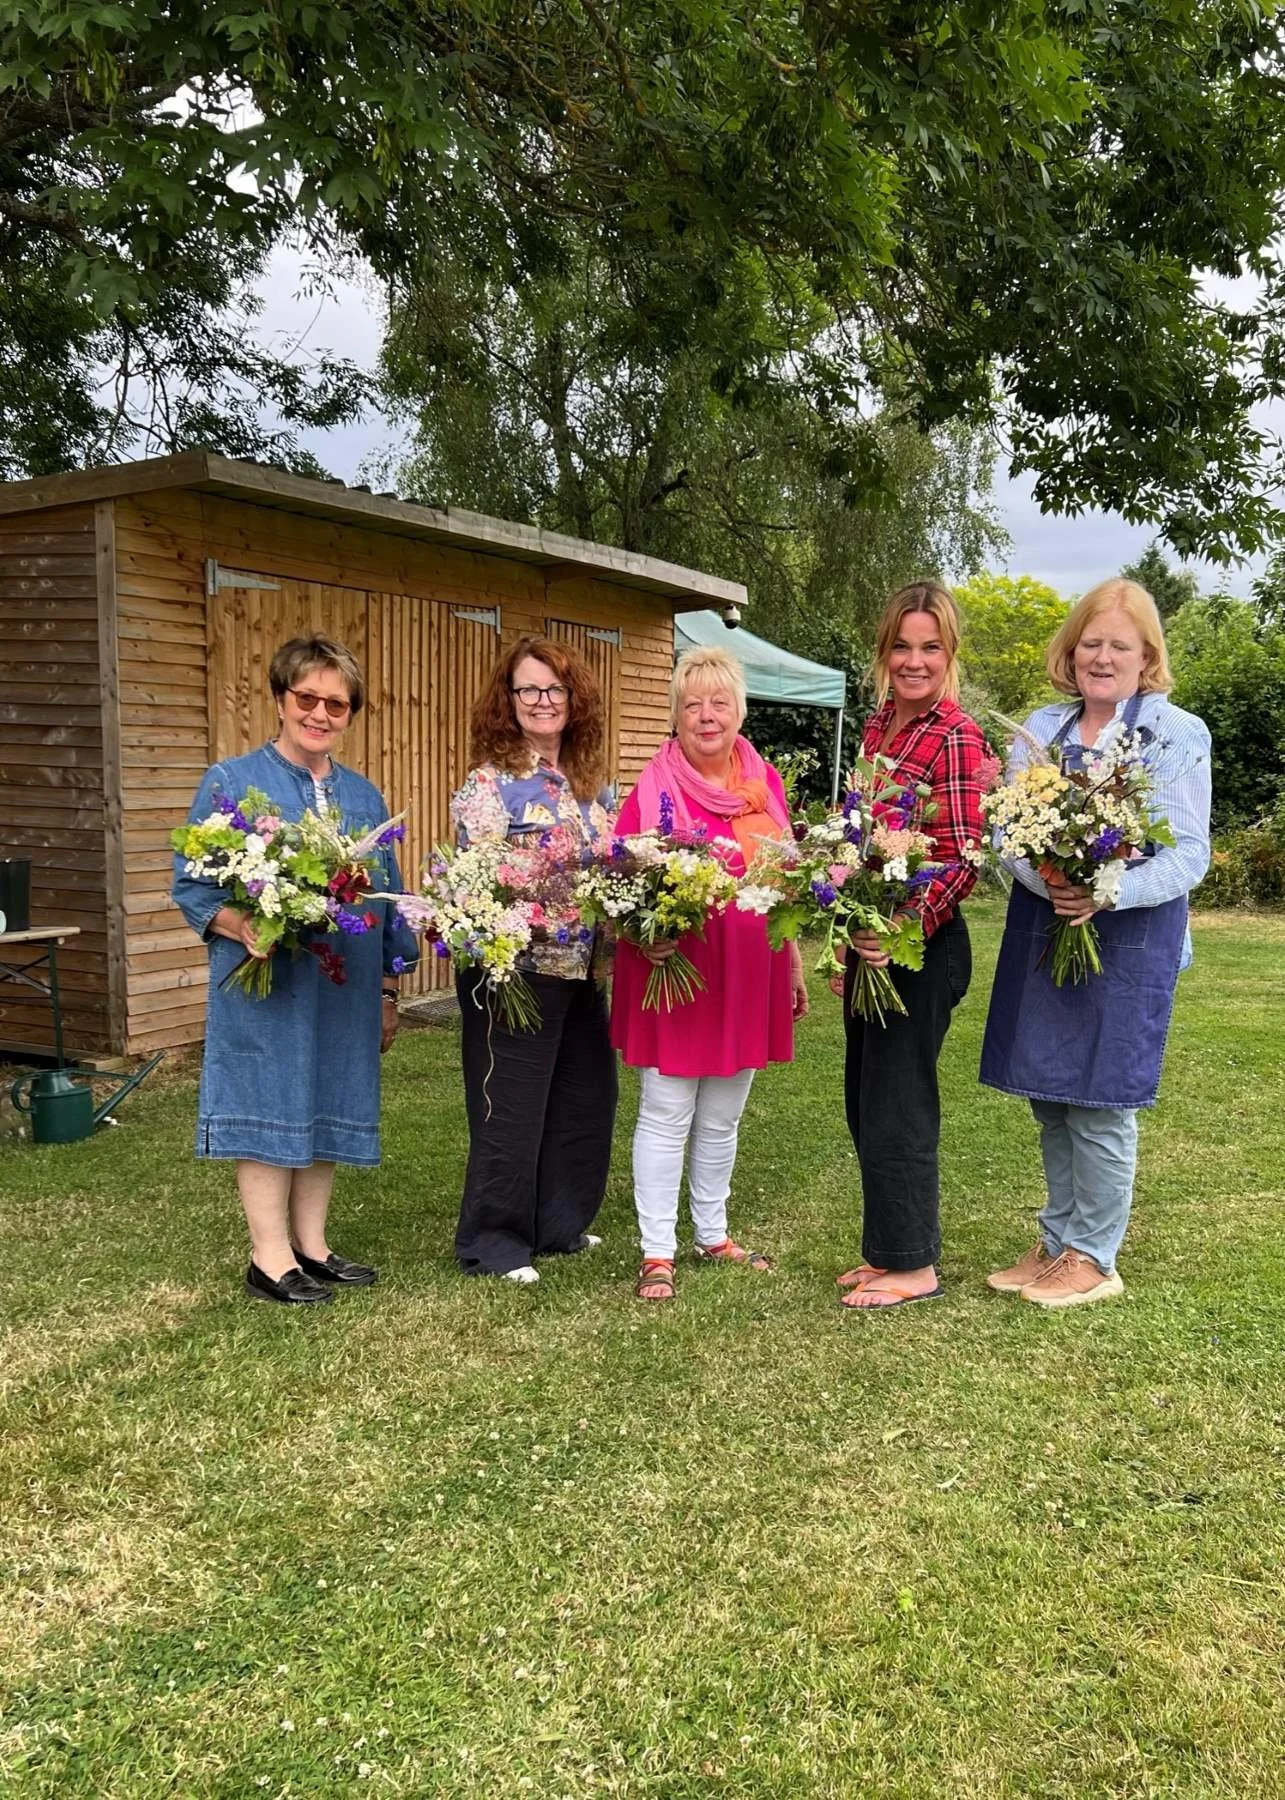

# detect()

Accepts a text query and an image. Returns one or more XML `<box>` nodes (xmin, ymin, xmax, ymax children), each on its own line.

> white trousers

<box><xmin>633</xmin><ymin>1067</ymin><xmax>757</xmax><ymax>1259</ymax></box>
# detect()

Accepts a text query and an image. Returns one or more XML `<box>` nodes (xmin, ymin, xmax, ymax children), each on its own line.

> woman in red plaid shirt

<box><xmin>837</xmin><ymin>582</ymin><xmax>988</xmax><ymax>1309</ymax></box>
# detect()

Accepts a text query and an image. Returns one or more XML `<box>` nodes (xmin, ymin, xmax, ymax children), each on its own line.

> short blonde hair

<box><xmin>1046</xmin><ymin>578</ymin><xmax>1172</xmax><ymax>695</ymax></box>
<box><xmin>871</xmin><ymin>582</ymin><xmax>962</xmax><ymax>703</ymax></box>
<box><xmin>670</xmin><ymin>645</ymin><xmax>748</xmax><ymax>730</ymax></box>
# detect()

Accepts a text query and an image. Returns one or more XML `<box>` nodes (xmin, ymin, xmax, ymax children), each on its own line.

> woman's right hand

<box><xmin>849</xmin><ymin>927</ymin><xmax>891</xmax><ymax>969</ymax></box>
<box><xmin>211</xmin><ymin>906</ymin><xmax>269</xmax><ymax>957</ymax></box>
<box><xmin>639</xmin><ymin>939</ymin><xmax>680</xmax><ymax>966</ymax></box>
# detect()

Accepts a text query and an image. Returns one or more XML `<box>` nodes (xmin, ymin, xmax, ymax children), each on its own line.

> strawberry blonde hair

<box><xmin>469</xmin><ymin>635</ymin><xmax>607</xmax><ymax>801</ymax></box>
<box><xmin>1046</xmin><ymin>578</ymin><xmax>1173</xmax><ymax>695</ymax></box>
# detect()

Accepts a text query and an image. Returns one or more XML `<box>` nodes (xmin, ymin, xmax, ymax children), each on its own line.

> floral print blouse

<box><xmin>450</xmin><ymin>754</ymin><xmax>616</xmax><ymax>979</ymax></box>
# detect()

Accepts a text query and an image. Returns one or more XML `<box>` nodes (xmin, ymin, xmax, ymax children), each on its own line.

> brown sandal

<box><xmin>635</xmin><ymin>1258</ymin><xmax>676</xmax><ymax>1301</ymax></box>
<box><xmin>694</xmin><ymin>1239</ymin><xmax>772</xmax><ymax>1272</ymax></box>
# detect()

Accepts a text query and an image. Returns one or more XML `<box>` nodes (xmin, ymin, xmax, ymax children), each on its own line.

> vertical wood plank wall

<box><xmin>111</xmin><ymin>490</ymin><xmax>677</xmax><ymax>1054</ymax></box>
<box><xmin>0</xmin><ymin>503</ymin><xmax>111</xmax><ymax>1052</ymax></box>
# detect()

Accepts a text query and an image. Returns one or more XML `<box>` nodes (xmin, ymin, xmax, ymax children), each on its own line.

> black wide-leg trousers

<box><xmin>455</xmin><ymin>969</ymin><xmax>618</xmax><ymax>1275</ymax></box>
<box><xmin>842</xmin><ymin>911</ymin><xmax>971</xmax><ymax>1272</ymax></box>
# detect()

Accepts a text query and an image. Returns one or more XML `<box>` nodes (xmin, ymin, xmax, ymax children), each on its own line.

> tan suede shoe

<box><xmin>986</xmin><ymin>1241</ymin><xmax>1054</xmax><ymax>1294</ymax></box>
<box><xmin>1020</xmin><ymin>1248</ymin><xmax>1124</xmax><ymax>1309</ymax></box>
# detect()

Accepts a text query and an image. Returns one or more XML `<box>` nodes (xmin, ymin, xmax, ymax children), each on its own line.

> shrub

<box><xmin>1194</xmin><ymin>795</ymin><xmax>1285</xmax><ymax>908</ymax></box>
<box><xmin>1168</xmin><ymin>597</ymin><xmax>1285</xmax><ymax>829</ymax></box>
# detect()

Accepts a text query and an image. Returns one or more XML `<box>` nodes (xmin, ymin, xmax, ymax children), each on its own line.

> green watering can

<box><xmin>11</xmin><ymin>1053</ymin><xmax>166</xmax><ymax>1145</ymax></box>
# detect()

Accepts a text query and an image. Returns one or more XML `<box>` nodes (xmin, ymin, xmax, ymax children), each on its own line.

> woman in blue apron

<box><xmin>980</xmin><ymin>579</ymin><xmax>1211</xmax><ymax>1307</ymax></box>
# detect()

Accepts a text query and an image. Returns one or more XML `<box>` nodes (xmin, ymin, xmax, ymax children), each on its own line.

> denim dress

<box><xmin>171</xmin><ymin>741</ymin><xmax>419</xmax><ymax>1166</ymax></box>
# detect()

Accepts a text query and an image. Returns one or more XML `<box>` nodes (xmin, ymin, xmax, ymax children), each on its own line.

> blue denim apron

<box><xmin>979</xmin><ymin>694</ymin><xmax>1187</xmax><ymax>1109</ymax></box>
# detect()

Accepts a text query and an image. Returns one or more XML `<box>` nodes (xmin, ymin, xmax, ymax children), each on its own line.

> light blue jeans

<box><xmin>1029</xmin><ymin>1101</ymin><xmax>1139</xmax><ymax>1275</ymax></box>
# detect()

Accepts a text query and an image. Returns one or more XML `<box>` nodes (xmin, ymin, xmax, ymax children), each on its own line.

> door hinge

<box><xmin>205</xmin><ymin>560</ymin><xmax>282</xmax><ymax>597</ymax></box>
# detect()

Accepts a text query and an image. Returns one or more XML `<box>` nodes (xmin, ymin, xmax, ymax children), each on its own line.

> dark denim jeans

<box><xmin>455</xmin><ymin>969</ymin><xmax>618</xmax><ymax>1275</ymax></box>
<box><xmin>842</xmin><ymin>911</ymin><xmax>971</xmax><ymax>1272</ymax></box>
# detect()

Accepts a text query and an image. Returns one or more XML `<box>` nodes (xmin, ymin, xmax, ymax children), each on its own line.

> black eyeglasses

<box><xmin>511</xmin><ymin>684</ymin><xmax>570</xmax><ymax>706</ymax></box>
<box><xmin>288</xmin><ymin>688</ymin><xmax>352</xmax><ymax>719</ymax></box>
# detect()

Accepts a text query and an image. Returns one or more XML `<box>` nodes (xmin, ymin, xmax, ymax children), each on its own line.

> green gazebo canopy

<box><xmin>674</xmin><ymin>611</ymin><xmax>845</xmax><ymax>710</ymax></box>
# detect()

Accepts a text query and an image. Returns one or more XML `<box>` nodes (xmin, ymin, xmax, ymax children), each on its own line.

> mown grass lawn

<box><xmin>1</xmin><ymin>901</ymin><xmax>1283</xmax><ymax>1799</ymax></box>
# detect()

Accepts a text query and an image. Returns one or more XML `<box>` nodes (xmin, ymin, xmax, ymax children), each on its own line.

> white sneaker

<box><xmin>583</xmin><ymin>1234</ymin><xmax>603</xmax><ymax>1248</ymax></box>
<box><xmin>503</xmin><ymin>1265</ymin><xmax>539</xmax><ymax>1285</ymax></box>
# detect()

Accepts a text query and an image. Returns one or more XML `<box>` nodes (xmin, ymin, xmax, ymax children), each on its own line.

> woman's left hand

<box><xmin>380</xmin><ymin>994</ymin><xmax>399</xmax><ymax>1053</ymax></box>
<box><xmin>789</xmin><ymin>944</ymin><xmax>809</xmax><ymax>1020</ymax></box>
<box><xmin>1047</xmin><ymin>881</ymin><xmax>1099</xmax><ymax>926</ymax></box>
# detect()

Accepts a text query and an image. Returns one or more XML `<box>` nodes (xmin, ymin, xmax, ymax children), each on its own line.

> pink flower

<box><xmin>828</xmin><ymin>863</ymin><xmax>853</xmax><ymax>886</ymax></box>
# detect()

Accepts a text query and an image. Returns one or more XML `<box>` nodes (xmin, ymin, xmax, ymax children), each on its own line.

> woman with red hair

<box><xmin>449</xmin><ymin>635</ymin><xmax>617</xmax><ymax>1283</ymax></box>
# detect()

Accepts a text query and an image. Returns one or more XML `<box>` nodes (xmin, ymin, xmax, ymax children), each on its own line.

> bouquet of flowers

<box><xmin>736</xmin><ymin>756</ymin><xmax>947</xmax><ymax>1024</ymax></box>
<box><xmin>172</xmin><ymin>788</ymin><xmax>404</xmax><ymax>997</ymax></box>
<box><xmin>391</xmin><ymin>827</ymin><xmax>588</xmax><ymax>1031</ymax></box>
<box><xmin>573</xmin><ymin>824</ymin><xmax>739</xmax><ymax>1011</ymax></box>
<box><xmin>982</xmin><ymin>725</ymin><xmax>1175</xmax><ymax>984</ymax></box>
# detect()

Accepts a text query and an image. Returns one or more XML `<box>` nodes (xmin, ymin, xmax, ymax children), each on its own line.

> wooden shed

<box><xmin>0</xmin><ymin>453</ymin><xmax>746</xmax><ymax>1059</ymax></box>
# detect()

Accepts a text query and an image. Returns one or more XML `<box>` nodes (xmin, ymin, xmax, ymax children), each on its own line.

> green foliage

<box><xmin>755</xmin><ymin>744</ymin><xmax>819</xmax><ymax>811</ymax></box>
<box><xmin>1121</xmin><ymin>543</ymin><xmax>1202</xmax><ymax>621</ymax></box>
<box><xmin>5</xmin><ymin>0</ymin><xmax>1285</xmax><ymax>556</ymax></box>
<box><xmin>1168</xmin><ymin>597</ymin><xmax>1285</xmax><ymax>830</ymax></box>
<box><xmin>1198</xmin><ymin>795</ymin><xmax>1285</xmax><ymax>908</ymax></box>
<box><xmin>955</xmin><ymin>573</ymin><xmax>1069</xmax><ymax>721</ymax></box>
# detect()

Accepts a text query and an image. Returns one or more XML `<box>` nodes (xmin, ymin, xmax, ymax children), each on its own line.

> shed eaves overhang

<box><xmin>0</xmin><ymin>451</ymin><xmax>746</xmax><ymax>612</ymax></box>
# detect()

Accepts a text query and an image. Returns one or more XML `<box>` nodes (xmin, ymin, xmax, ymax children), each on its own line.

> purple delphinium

<box><xmin>378</xmin><ymin>821</ymin><xmax>406</xmax><ymax>845</ymax></box>
<box><xmin>906</xmin><ymin>867</ymin><xmax>935</xmax><ymax>890</ymax></box>
<box><xmin>578</xmin><ymin>927</ymin><xmax>593</xmax><ymax>943</ymax></box>
<box><xmin>555</xmin><ymin>926</ymin><xmax>571</xmax><ymax>945</ymax></box>
<box><xmin>658</xmin><ymin>790</ymin><xmax>675</xmax><ymax>836</ymax></box>
<box><xmin>1090</xmin><ymin>827</ymin><xmax>1125</xmax><ymax>861</ymax></box>
<box><xmin>610</xmin><ymin>838</ymin><xmax>628</xmax><ymax>861</ymax></box>
<box><xmin>811</xmin><ymin>879</ymin><xmax>838</xmax><ymax>907</ymax></box>
<box><xmin>245</xmin><ymin>879</ymin><xmax>266</xmax><ymax>898</ymax></box>
<box><xmin>390</xmin><ymin>955</ymin><xmax>407</xmax><ymax>975</ymax></box>
<box><xmin>335</xmin><ymin>909</ymin><xmax>372</xmax><ymax>935</ymax></box>
<box><xmin>433</xmin><ymin>940</ymin><xmax>451</xmax><ymax>958</ymax></box>
<box><xmin>841</xmin><ymin>789</ymin><xmax>862</xmax><ymax>819</ymax></box>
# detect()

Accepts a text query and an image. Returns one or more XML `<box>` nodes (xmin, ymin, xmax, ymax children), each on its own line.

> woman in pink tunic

<box><xmin>610</xmin><ymin>646</ymin><xmax>808</xmax><ymax>1301</ymax></box>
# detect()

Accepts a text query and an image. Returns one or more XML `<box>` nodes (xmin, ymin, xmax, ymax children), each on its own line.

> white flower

<box><xmin>1091</xmin><ymin>860</ymin><xmax>1126</xmax><ymax>908</ymax></box>
<box><xmin>883</xmin><ymin>856</ymin><xmax>909</xmax><ymax>882</ymax></box>
<box><xmin>735</xmin><ymin>885</ymin><xmax>783</xmax><ymax>915</ymax></box>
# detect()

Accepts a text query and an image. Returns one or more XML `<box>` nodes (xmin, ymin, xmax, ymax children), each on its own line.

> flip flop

<box><xmin>836</xmin><ymin>1265</ymin><xmax>887</xmax><ymax>1291</ymax></box>
<box><xmin>840</xmin><ymin>1276</ymin><xmax>945</xmax><ymax>1310</ymax></box>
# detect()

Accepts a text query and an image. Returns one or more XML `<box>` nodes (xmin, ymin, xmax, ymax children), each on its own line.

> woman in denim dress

<box><xmin>980</xmin><ymin>580</ymin><xmax>1211</xmax><ymax>1307</ymax></box>
<box><xmin>450</xmin><ymin>635</ymin><xmax>616</xmax><ymax>1284</ymax></box>
<box><xmin>172</xmin><ymin>634</ymin><xmax>418</xmax><ymax>1305</ymax></box>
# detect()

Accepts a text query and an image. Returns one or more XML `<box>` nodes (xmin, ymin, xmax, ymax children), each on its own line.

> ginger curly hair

<box><xmin>469</xmin><ymin>635</ymin><xmax>607</xmax><ymax>801</ymax></box>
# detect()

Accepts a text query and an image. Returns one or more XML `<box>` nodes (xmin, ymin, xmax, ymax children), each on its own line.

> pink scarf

<box><xmin>634</xmin><ymin>735</ymin><xmax>790</xmax><ymax>835</ymax></box>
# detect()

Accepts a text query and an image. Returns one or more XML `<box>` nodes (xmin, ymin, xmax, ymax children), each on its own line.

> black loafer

<box><xmin>293</xmin><ymin>1248</ymin><xmax>378</xmax><ymax>1287</ymax></box>
<box><xmin>245</xmin><ymin>1262</ymin><xmax>334</xmax><ymax>1304</ymax></box>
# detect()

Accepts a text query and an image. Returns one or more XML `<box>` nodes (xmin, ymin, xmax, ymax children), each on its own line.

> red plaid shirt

<box><xmin>861</xmin><ymin>696</ymin><xmax>987</xmax><ymax>939</ymax></box>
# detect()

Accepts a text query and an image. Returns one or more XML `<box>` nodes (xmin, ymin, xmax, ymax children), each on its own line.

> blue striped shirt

<box><xmin>1003</xmin><ymin>695</ymin><xmax>1212</xmax><ymax>950</ymax></box>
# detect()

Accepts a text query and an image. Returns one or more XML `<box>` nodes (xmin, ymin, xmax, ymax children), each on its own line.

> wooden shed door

<box><xmin>206</xmin><ymin>572</ymin><xmax>499</xmax><ymax>993</ymax></box>
<box><xmin>545</xmin><ymin>618</ymin><xmax>620</xmax><ymax>785</ymax></box>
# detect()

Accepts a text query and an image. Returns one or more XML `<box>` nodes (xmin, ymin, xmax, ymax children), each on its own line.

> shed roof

<box><xmin>0</xmin><ymin>451</ymin><xmax>747</xmax><ymax>610</ymax></box>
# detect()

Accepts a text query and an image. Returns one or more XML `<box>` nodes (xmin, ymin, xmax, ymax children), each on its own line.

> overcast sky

<box><xmin>256</xmin><ymin>246</ymin><xmax>1264</xmax><ymax>602</ymax></box>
